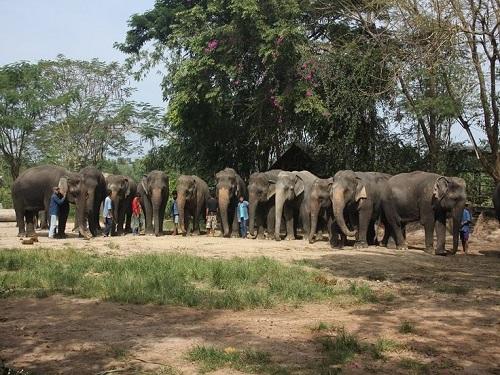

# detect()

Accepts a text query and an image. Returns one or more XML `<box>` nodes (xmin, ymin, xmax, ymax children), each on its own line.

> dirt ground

<box><xmin>1</xmin><ymin>221</ymin><xmax>500</xmax><ymax>374</ymax></box>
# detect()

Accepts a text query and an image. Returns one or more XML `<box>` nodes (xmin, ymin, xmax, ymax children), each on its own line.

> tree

<box><xmin>0</xmin><ymin>62</ymin><xmax>50</xmax><ymax>179</ymax></box>
<box><xmin>118</xmin><ymin>0</ymin><xmax>399</xmax><ymax>178</ymax></box>
<box><xmin>35</xmin><ymin>56</ymin><xmax>163</xmax><ymax>170</ymax></box>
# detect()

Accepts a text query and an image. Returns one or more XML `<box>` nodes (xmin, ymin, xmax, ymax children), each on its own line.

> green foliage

<box><xmin>318</xmin><ymin>328</ymin><xmax>362</xmax><ymax>366</ymax></box>
<box><xmin>118</xmin><ymin>0</ymin><xmax>400</xmax><ymax>178</ymax></box>
<box><xmin>0</xmin><ymin>249</ymin><xmax>377</xmax><ymax>309</ymax></box>
<box><xmin>187</xmin><ymin>346</ymin><xmax>288</xmax><ymax>374</ymax></box>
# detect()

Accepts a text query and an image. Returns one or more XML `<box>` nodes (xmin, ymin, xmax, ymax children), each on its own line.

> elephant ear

<box><xmin>267</xmin><ymin>180</ymin><xmax>276</xmax><ymax>200</ymax></box>
<box><xmin>58</xmin><ymin>177</ymin><xmax>68</xmax><ymax>195</ymax></box>
<box><xmin>294</xmin><ymin>176</ymin><xmax>305</xmax><ymax>196</ymax></box>
<box><xmin>433</xmin><ymin>176</ymin><xmax>449</xmax><ymax>200</ymax></box>
<box><xmin>355</xmin><ymin>183</ymin><xmax>367</xmax><ymax>202</ymax></box>
<box><xmin>327</xmin><ymin>177</ymin><xmax>334</xmax><ymax>185</ymax></box>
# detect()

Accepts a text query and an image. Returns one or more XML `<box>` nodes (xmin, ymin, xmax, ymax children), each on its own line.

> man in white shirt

<box><xmin>102</xmin><ymin>189</ymin><xmax>113</xmax><ymax>237</ymax></box>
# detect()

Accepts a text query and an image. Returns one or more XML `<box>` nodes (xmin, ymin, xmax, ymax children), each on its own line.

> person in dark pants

<box><xmin>48</xmin><ymin>187</ymin><xmax>66</xmax><ymax>238</ymax></box>
<box><xmin>171</xmin><ymin>190</ymin><xmax>179</xmax><ymax>235</ymax></box>
<box><xmin>237</xmin><ymin>195</ymin><xmax>249</xmax><ymax>238</ymax></box>
<box><xmin>103</xmin><ymin>189</ymin><xmax>113</xmax><ymax>237</ymax></box>
<box><xmin>460</xmin><ymin>202</ymin><xmax>472</xmax><ymax>254</ymax></box>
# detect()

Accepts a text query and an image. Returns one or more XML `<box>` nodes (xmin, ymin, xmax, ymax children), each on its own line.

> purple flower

<box><xmin>204</xmin><ymin>39</ymin><xmax>219</xmax><ymax>53</ymax></box>
<box><xmin>276</xmin><ymin>36</ymin><xmax>284</xmax><ymax>45</ymax></box>
<box><xmin>306</xmin><ymin>89</ymin><xmax>313</xmax><ymax>97</ymax></box>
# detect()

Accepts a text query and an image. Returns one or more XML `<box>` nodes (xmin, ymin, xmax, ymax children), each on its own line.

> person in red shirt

<box><xmin>131</xmin><ymin>192</ymin><xmax>144</xmax><ymax>235</ymax></box>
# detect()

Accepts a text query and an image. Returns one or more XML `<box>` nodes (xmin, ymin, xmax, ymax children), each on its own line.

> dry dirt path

<box><xmin>1</xmin><ymin>222</ymin><xmax>499</xmax><ymax>374</ymax></box>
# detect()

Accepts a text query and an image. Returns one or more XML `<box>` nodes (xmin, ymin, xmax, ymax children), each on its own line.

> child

<box><xmin>205</xmin><ymin>190</ymin><xmax>218</xmax><ymax>236</ymax></box>
<box><xmin>237</xmin><ymin>195</ymin><xmax>249</xmax><ymax>238</ymax></box>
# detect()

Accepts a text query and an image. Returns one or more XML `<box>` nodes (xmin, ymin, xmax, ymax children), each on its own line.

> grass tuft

<box><xmin>399</xmin><ymin>358</ymin><xmax>430</xmax><ymax>374</ymax></box>
<box><xmin>311</xmin><ymin>321</ymin><xmax>333</xmax><ymax>332</ymax></box>
<box><xmin>0</xmin><ymin>248</ymin><xmax>377</xmax><ymax>309</ymax></box>
<box><xmin>318</xmin><ymin>328</ymin><xmax>362</xmax><ymax>366</ymax></box>
<box><xmin>433</xmin><ymin>284</ymin><xmax>470</xmax><ymax>295</ymax></box>
<box><xmin>187</xmin><ymin>345</ymin><xmax>288</xmax><ymax>374</ymax></box>
<box><xmin>399</xmin><ymin>320</ymin><xmax>416</xmax><ymax>334</ymax></box>
<box><xmin>368</xmin><ymin>338</ymin><xmax>403</xmax><ymax>360</ymax></box>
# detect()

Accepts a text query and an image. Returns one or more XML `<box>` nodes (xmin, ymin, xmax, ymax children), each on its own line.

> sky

<box><xmin>0</xmin><ymin>0</ymin><xmax>164</xmax><ymax>108</ymax></box>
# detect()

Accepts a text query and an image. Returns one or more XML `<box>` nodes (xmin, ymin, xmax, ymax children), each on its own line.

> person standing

<box><xmin>131</xmin><ymin>192</ymin><xmax>144</xmax><ymax>235</ymax></box>
<box><xmin>206</xmin><ymin>190</ymin><xmax>218</xmax><ymax>236</ymax></box>
<box><xmin>48</xmin><ymin>187</ymin><xmax>66</xmax><ymax>239</ymax></box>
<box><xmin>103</xmin><ymin>189</ymin><xmax>113</xmax><ymax>237</ymax></box>
<box><xmin>237</xmin><ymin>195</ymin><xmax>249</xmax><ymax>238</ymax></box>
<box><xmin>460</xmin><ymin>202</ymin><xmax>472</xmax><ymax>254</ymax></box>
<box><xmin>171</xmin><ymin>190</ymin><xmax>179</xmax><ymax>235</ymax></box>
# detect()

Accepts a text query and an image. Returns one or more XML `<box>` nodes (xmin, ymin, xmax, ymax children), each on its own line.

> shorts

<box><xmin>206</xmin><ymin>214</ymin><xmax>217</xmax><ymax>229</ymax></box>
<box><xmin>460</xmin><ymin>231</ymin><xmax>469</xmax><ymax>242</ymax></box>
<box><xmin>174</xmin><ymin>215</ymin><xmax>179</xmax><ymax>225</ymax></box>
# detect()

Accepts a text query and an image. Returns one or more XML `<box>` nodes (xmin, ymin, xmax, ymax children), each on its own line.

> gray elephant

<box><xmin>11</xmin><ymin>165</ymin><xmax>91</xmax><ymax>238</ymax></box>
<box><xmin>105</xmin><ymin>174</ymin><xmax>137</xmax><ymax>236</ymax></box>
<box><xmin>385</xmin><ymin>171</ymin><xmax>466</xmax><ymax>255</ymax></box>
<box><xmin>274</xmin><ymin>170</ymin><xmax>318</xmax><ymax>241</ymax></box>
<box><xmin>494</xmin><ymin>183</ymin><xmax>500</xmax><ymax>222</ymax></box>
<box><xmin>308</xmin><ymin>177</ymin><xmax>348</xmax><ymax>247</ymax></box>
<box><xmin>176</xmin><ymin>175</ymin><xmax>209</xmax><ymax>235</ymax></box>
<box><xmin>215</xmin><ymin>168</ymin><xmax>248</xmax><ymax>237</ymax></box>
<box><xmin>248</xmin><ymin>169</ymin><xmax>281</xmax><ymax>239</ymax></box>
<box><xmin>137</xmin><ymin>171</ymin><xmax>169</xmax><ymax>236</ymax></box>
<box><xmin>330</xmin><ymin>171</ymin><xmax>395</xmax><ymax>248</ymax></box>
<box><xmin>74</xmin><ymin>167</ymin><xmax>107</xmax><ymax>236</ymax></box>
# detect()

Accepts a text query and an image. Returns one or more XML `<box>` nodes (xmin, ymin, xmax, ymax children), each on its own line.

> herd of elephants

<box><xmin>10</xmin><ymin>165</ymin><xmax>500</xmax><ymax>256</ymax></box>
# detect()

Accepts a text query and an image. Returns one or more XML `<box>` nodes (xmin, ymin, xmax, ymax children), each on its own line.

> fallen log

<box><xmin>0</xmin><ymin>209</ymin><xmax>16</xmax><ymax>222</ymax></box>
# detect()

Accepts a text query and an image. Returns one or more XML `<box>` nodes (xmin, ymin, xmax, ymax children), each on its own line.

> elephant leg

<box><xmin>435</xmin><ymin>212</ymin><xmax>447</xmax><ymax>255</ymax></box>
<box><xmin>15</xmin><ymin>205</ymin><xmax>26</xmax><ymax>237</ymax></box>
<box><xmin>422</xmin><ymin>219</ymin><xmax>435</xmax><ymax>254</ymax></box>
<box><xmin>231</xmin><ymin>205</ymin><xmax>240</xmax><ymax>237</ymax></box>
<box><xmin>354</xmin><ymin>205</ymin><xmax>372</xmax><ymax>248</ymax></box>
<box><xmin>25</xmin><ymin>211</ymin><xmax>35</xmax><ymax>237</ymax></box>
<box><xmin>193</xmin><ymin>207</ymin><xmax>201</xmax><ymax>235</ymax></box>
<box><xmin>266</xmin><ymin>206</ymin><xmax>275</xmax><ymax>240</ymax></box>
<box><xmin>284</xmin><ymin>205</ymin><xmax>295</xmax><ymax>241</ymax></box>
<box><xmin>143</xmin><ymin>199</ymin><xmax>153</xmax><ymax>235</ymax></box>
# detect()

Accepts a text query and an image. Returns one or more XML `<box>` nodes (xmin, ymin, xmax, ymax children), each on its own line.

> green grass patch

<box><xmin>0</xmin><ymin>248</ymin><xmax>377</xmax><ymax>310</ymax></box>
<box><xmin>399</xmin><ymin>358</ymin><xmax>430</xmax><ymax>374</ymax></box>
<box><xmin>311</xmin><ymin>321</ymin><xmax>333</xmax><ymax>332</ymax></box>
<box><xmin>368</xmin><ymin>338</ymin><xmax>403</xmax><ymax>360</ymax></box>
<box><xmin>318</xmin><ymin>328</ymin><xmax>363</xmax><ymax>366</ymax></box>
<box><xmin>187</xmin><ymin>346</ymin><xmax>288</xmax><ymax>374</ymax></box>
<box><xmin>399</xmin><ymin>320</ymin><xmax>416</xmax><ymax>334</ymax></box>
<box><xmin>433</xmin><ymin>284</ymin><xmax>470</xmax><ymax>295</ymax></box>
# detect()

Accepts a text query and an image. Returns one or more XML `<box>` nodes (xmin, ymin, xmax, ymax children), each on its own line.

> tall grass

<box><xmin>0</xmin><ymin>248</ymin><xmax>377</xmax><ymax>310</ymax></box>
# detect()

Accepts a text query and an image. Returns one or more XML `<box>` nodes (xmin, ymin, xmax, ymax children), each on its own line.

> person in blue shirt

<box><xmin>460</xmin><ymin>202</ymin><xmax>472</xmax><ymax>254</ymax></box>
<box><xmin>48</xmin><ymin>187</ymin><xmax>66</xmax><ymax>239</ymax></box>
<box><xmin>102</xmin><ymin>189</ymin><xmax>114</xmax><ymax>237</ymax></box>
<box><xmin>171</xmin><ymin>190</ymin><xmax>179</xmax><ymax>235</ymax></box>
<box><xmin>237</xmin><ymin>195</ymin><xmax>249</xmax><ymax>238</ymax></box>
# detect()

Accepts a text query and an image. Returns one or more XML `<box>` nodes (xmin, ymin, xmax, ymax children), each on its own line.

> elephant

<box><xmin>137</xmin><ymin>171</ymin><xmax>169</xmax><ymax>236</ymax></box>
<box><xmin>274</xmin><ymin>170</ymin><xmax>318</xmax><ymax>241</ymax></box>
<box><xmin>175</xmin><ymin>174</ymin><xmax>209</xmax><ymax>235</ymax></box>
<box><xmin>248</xmin><ymin>169</ymin><xmax>282</xmax><ymax>239</ymax></box>
<box><xmin>384</xmin><ymin>171</ymin><xmax>467</xmax><ymax>255</ymax></box>
<box><xmin>11</xmin><ymin>165</ymin><xmax>91</xmax><ymax>238</ymax></box>
<box><xmin>105</xmin><ymin>174</ymin><xmax>137</xmax><ymax>236</ymax></box>
<box><xmin>74</xmin><ymin>167</ymin><xmax>106</xmax><ymax>236</ymax></box>
<box><xmin>308</xmin><ymin>177</ymin><xmax>348</xmax><ymax>247</ymax></box>
<box><xmin>330</xmin><ymin>170</ymin><xmax>395</xmax><ymax>248</ymax></box>
<box><xmin>215</xmin><ymin>168</ymin><xmax>248</xmax><ymax>237</ymax></box>
<box><xmin>494</xmin><ymin>183</ymin><xmax>500</xmax><ymax>223</ymax></box>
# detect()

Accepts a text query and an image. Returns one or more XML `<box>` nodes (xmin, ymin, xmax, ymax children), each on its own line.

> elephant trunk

<box><xmin>177</xmin><ymin>192</ymin><xmax>186</xmax><ymax>234</ymax></box>
<box><xmin>248</xmin><ymin>194</ymin><xmax>258</xmax><ymax>237</ymax></box>
<box><xmin>76</xmin><ymin>192</ymin><xmax>91</xmax><ymax>239</ymax></box>
<box><xmin>274</xmin><ymin>189</ymin><xmax>284</xmax><ymax>241</ymax></box>
<box><xmin>218</xmin><ymin>188</ymin><xmax>231</xmax><ymax>237</ymax></box>
<box><xmin>332</xmin><ymin>188</ymin><xmax>357</xmax><ymax>237</ymax></box>
<box><xmin>151</xmin><ymin>188</ymin><xmax>163</xmax><ymax>236</ymax></box>
<box><xmin>309</xmin><ymin>199</ymin><xmax>320</xmax><ymax>244</ymax></box>
<box><xmin>86</xmin><ymin>189</ymin><xmax>96</xmax><ymax>234</ymax></box>
<box><xmin>451</xmin><ymin>204</ymin><xmax>464</xmax><ymax>254</ymax></box>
